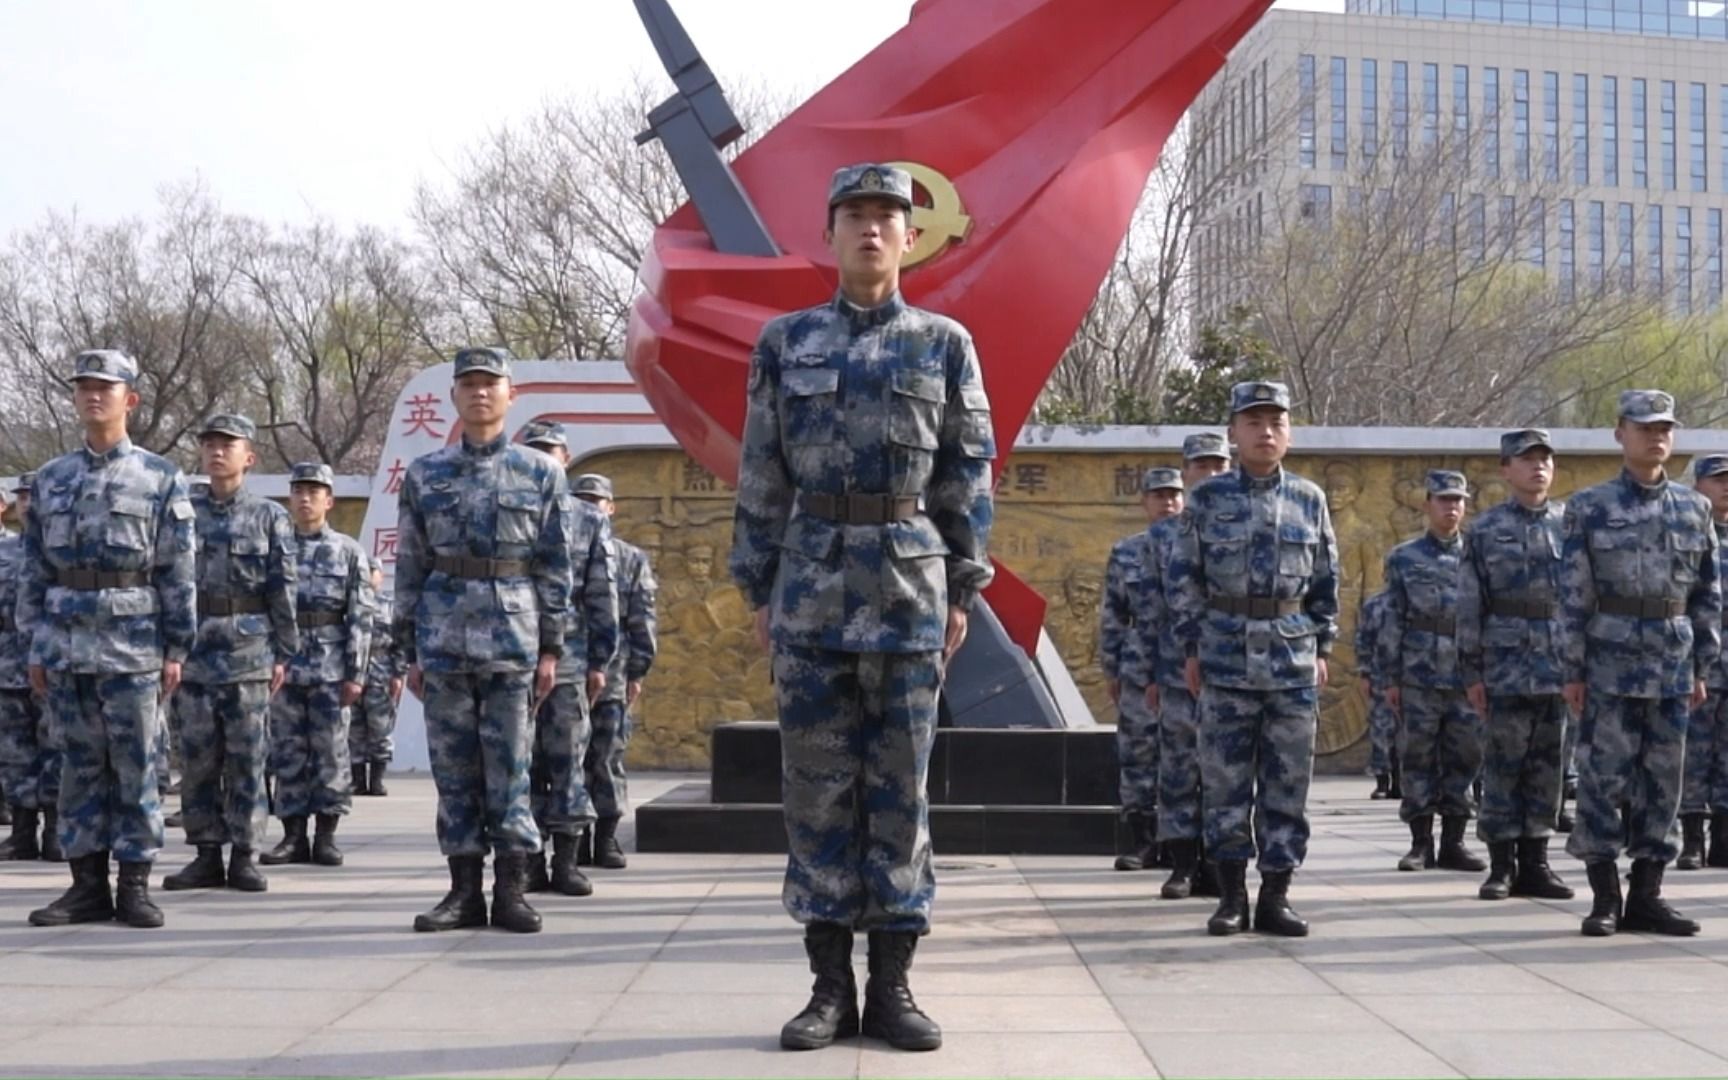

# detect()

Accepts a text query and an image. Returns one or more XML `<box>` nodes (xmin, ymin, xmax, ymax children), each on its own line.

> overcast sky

<box><xmin>0</xmin><ymin>0</ymin><xmax>1342</xmax><ymax>238</ymax></box>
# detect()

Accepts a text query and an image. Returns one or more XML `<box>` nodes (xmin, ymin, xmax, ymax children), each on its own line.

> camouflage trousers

<box><xmin>1155</xmin><ymin>685</ymin><xmax>1201</xmax><ymax>842</ymax></box>
<box><xmin>347</xmin><ymin>680</ymin><xmax>398</xmax><ymax>763</ymax></box>
<box><xmin>586</xmin><ymin>699</ymin><xmax>633</xmax><ymax>820</ymax></box>
<box><xmin>1561</xmin><ymin>705</ymin><xmax>1581</xmax><ymax>782</ymax></box>
<box><xmin>773</xmin><ymin>644</ymin><xmax>940</xmax><ymax>933</ymax></box>
<box><xmin>0</xmin><ymin>688</ymin><xmax>58</xmax><ymax>810</ymax></box>
<box><xmin>1397</xmin><ymin>687</ymin><xmax>1483</xmax><ymax>822</ymax></box>
<box><xmin>1682</xmin><ymin>692</ymin><xmax>1728</xmax><ymax>816</ymax></box>
<box><xmin>1567</xmin><ymin>693</ymin><xmax>1686</xmax><ymax>864</ymax></box>
<box><xmin>154</xmin><ymin>703</ymin><xmax>181</xmax><ymax>790</ymax></box>
<box><xmin>1477</xmin><ymin>694</ymin><xmax>1565</xmax><ymax>842</ymax></box>
<box><xmin>1199</xmin><ymin>685</ymin><xmax>1317</xmax><ymax>872</ymax></box>
<box><xmin>48</xmin><ymin>671</ymin><xmax>164</xmax><ymax>863</ymax></box>
<box><xmin>269</xmin><ymin>683</ymin><xmax>352</xmax><ymax>819</ymax></box>
<box><xmin>530</xmin><ymin>682</ymin><xmax>596</xmax><ymax>837</ymax></box>
<box><xmin>173</xmin><ymin>680</ymin><xmax>270</xmax><ymax>850</ymax></box>
<box><xmin>1367</xmin><ymin>689</ymin><xmax>1398</xmax><ymax>775</ymax></box>
<box><xmin>1116</xmin><ymin>683</ymin><xmax>1159</xmax><ymax>815</ymax></box>
<box><xmin>424</xmin><ymin>671</ymin><xmax>540</xmax><ymax>857</ymax></box>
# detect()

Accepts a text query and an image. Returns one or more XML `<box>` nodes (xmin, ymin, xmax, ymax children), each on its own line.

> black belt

<box><xmin>1407</xmin><ymin>614</ymin><xmax>1456</xmax><ymax>636</ymax></box>
<box><xmin>797</xmin><ymin>492</ymin><xmax>921</xmax><ymax>525</ymax></box>
<box><xmin>297</xmin><ymin>611</ymin><xmax>345</xmax><ymax>629</ymax></box>
<box><xmin>1489</xmin><ymin>597</ymin><xmax>1557</xmax><ymax>619</ymax></box>
<box><xmin>432</xmin><ymin>555</ymin><xmax>530</xmax><ymax>578</ymax></box>
<box><xmin>1209</xmin><ymin>596</ymin><xmax>1302</xmax><ymax>618</ymax></box>
<box><xmin>54</xmin><ymin>568</ymin><xmax>148</xmax><ymax>590</ymax></box>
<box><xmin>1597</xmin><ymin>596</ymin><xmax>1686</xmax><ymax>618</ymax></box>
<box><xmin>199</xmin><ymin>595</ymin><xmax>268</xmax><ymax>617</ymax></box>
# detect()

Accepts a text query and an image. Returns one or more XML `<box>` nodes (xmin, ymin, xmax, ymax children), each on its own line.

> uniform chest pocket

<box><xmin>888</xmin><ymin>370</ymin><xmax>945</xmax><ymax>451</ymax></box>
<box><xmin>42</xmin><ymin>492</ymin><xmax>76</xmax><ymax>548</ymax></box>
<box><xmin>781</xmin><ymin>368</ymin><xmax>840</xmax><ymax>446</ymax></box>
<box><xmin>1403</xmin><ymin>564</ymin><xmax>1452</xmax><ymax>610</ymax></box>
<box><xmin>228</xmin><ymin>532</ymin><xmax>269</xmax><ymax>584</ymax></box>
<box><xmin>105</xmin><ymin>496</ymin><xmax>154</xmax><ymax>552</ymax></box>
<box><xmin>495</xmin><ymin>489</ymin><xmax>541</xmax><ymax>546</ymax></box>
<box><xmin>1202</xmin><ymin>520</ymin><xmax>1249</xmax><ymax>582</ymax></box>
<box><xmin>1589</xmin><ymin>526</ymin><xmax>1641</xmax><ymax>578</ymax></box>
<box><xmin>1277</xmin><ymin>523</ymin><xmax>1318</xmax><ymax>579</ymax></box>
<box><xmin>307</xmin><ymin>553</ymin><xmax>349</xmax><ymax>603</ymax></box>
<box><xmin>1672</xmin><ymin>531</ymin><xmax>1710</xmax><ymax>585</ymax></box>
<box><xmin>420</xmin><ymin>491</ymin><xmax>463</xmax><ymax>549</ymax></box>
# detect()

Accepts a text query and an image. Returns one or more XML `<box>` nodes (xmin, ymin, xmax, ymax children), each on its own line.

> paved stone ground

<box><xmin>4</xmin><ymin>774</ymin><xmax>1728</xmax><ymax>1078</ymax></box>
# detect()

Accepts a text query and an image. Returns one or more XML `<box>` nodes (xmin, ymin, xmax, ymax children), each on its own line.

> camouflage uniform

<box><xmin>1169</xmin><ymin>382</ymin><xmax>1337</xmax><ymax>938</ymax></box>
<box><xmin>1100</xmin><ymin>475</ymin><xmax>1169</xmax><ymax>819</ymax></box>
<box><xmin>175</xmin><ymin>444</ymin><xmax>299</xmax><ymax>857</ymax></box>
<box><xmin>729</xmin><ymin>270</ymin><xmax>995</xmax><ymax>933</ymax></box>
<box><xmin>348</xmin><ymin>582</ymin><xmax>405</xmax><ymax>768</ymax></box>
<box><xmin>1354</xmin><ymin>591</ymin><xmax>1397</xmax><ymax>779</ymax></box>
<box><xmin>589</xmin><ymin>529</ymin><xmax>658</xmax><ymax>822</ymax></box>
<box><xmin>20</xmin><ymin>350</ymin><xmax>196</xmax><ymax>928</ymax></box>
<box><xmin>0</xmin><ymin>502</ymin><xmax>59</xmax><ymax>833</ymax></box>
<box><xmin>1678</xmin><ymin>455</ymin><xmax>1728</xmax><ymax>868</ymax></box>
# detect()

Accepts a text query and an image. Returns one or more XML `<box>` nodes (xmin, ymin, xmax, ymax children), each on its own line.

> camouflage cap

<box><xmin>520</xmin><ymin>419</ymin><xmax>567</xmax><ymax>449</ymax></box>
<box><xmin>1182</xmin><ymin>431</ymin><xmax>1231</xmax><ymax>461</ymax></box>
<box><xmin>828</xmin><ymin>163</ymin><xmax>914</xmax><ymax>211</ymax></box>
<box><xmin>289</xmin><ymin>461</ymin><xmax>335</xmax><ymax>489</ymax></box>
<box><xmin>1229</xmin><ymin>381</ymin><xmax>1291</xmax><ymax>415</ymax></box>
<box><xmin>1140</xmin><ymin>467</ymin><xmax>1183</xmax><ymax>493</ymax></box>
<box><xmin>1500</xmin><ymin>428</ymin><xmax>1553</xmax><ymax>458</ymax></box>
<box><xmin>1426</xmin><ymin>469</ymin><xmax>1470</xmax><ymax>498</ymax></box>
<box><xmin>199</xmin><ymin>413</ymin><xmax>257</xmax><ymax>441</ymax></box>
<box><xmin>572</xmin><ymin>473</ymin><xmax>614</xmax><ymax>499</ymax></box>
<box><xmin>1694</xmin><ymin>454</ymin><xmax>1728</xmax><ymax>480</ymax></box>
<box><xmin>68</xmin><ymin>349</ymin><xmax>138</xmax><ymax>386</ymax></box>
<box><xmin>17</xmin><ymin>471</ymin><xmax>34</xmax><ymax>492</ymax></box>
<box><xmin>453</xmin><ymin>346</ymin><xmax>513</xmax><ymax>378</ymax></box>
<box><xmin>1619</xmin><ymin>389</ymin><xmax>1679</xmax><ymax>425</ymax></box>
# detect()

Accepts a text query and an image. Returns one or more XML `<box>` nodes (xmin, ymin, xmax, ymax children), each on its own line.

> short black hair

<box><xmin>826</xmin><ymin>200</ymin><xmax>912</xmax><ymax>232</ymax></box>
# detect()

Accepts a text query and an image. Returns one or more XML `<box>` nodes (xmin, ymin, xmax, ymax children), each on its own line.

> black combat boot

<box><xmin>312</xmin><ymin>814</ymin><xmax>344</xmax><ymax>867</ymax></box>
<box><xmin>1112</xmin><ymin>812</ymin><xmax>1151</xmax><ymax>871</ymax></box>
<box><xmin>550</xmin><ymin>832</ymin><xmax>593</xmax><ymax>896</ymax></box>
<box><xmin>594</xmin><ymin>817</ymin><xmax>627</xmax><ymax>869</ymax></box>
<box><xmin>1387</xmin><ymin>752</ymin><xmax>1403</xmax><ymax>799</ymax></box>
<box><xmin>261</xmin><ymin>816</ymin><xmax>310</xmax><ymax>865</ymax></box>
<box><xmin>576</xmin><ymin>829</ymin><xmax>595</xmax><ymax>867</ymax></box>
<box><xmin>413</xmin><ymin>856</ymin><xmax>487</xmax><ymax>932</ymax></box>
<box><xmin>2</xmin><ymin>807</ymin><xmax>40</xmax><ymax>861</ymax></box>
<box><xmin>29</xmin><ymin>852</ymin><xmax>115</xmax><ymax>926</ymax></box>
<box><xmin>1160</xmin><ymin>837</ymin><xmax>1198</xmax><ymax>900</ymax></box>
<box><xmin>367</xmin><ymin>761</ymin><xmax>388</xmax><ymax>797</ymax></box>
<box><xmin>227</xmin><ymin>847</ymin><xmax>268</xmax><ymax>892</ymax></box>
<box><xmin>162</xmin><ymin>808</ymin><xmax>183</xmax><ymax>830</ymax></box>
<box><xmin>39</xmin><ymin>808</ymin><xmax>63</xmax><ymax>862</ymax></box>
<box><xmin>163</xmin><ymin>845</ymin><xmax>227</xmax><ymax>890</ymax></box>
<box><xmin>1253</xmin><ymin>869</ymin><xmax>1309</xmax><ymax>937</ymax></box>
<box><xmin>780</xmin><ymin>922</ymin><xmax>859</xmax><ymax>1050</ymax></box>
<box><xmin>1437</xmin><ymin>815</ymin><xmax>1486</xmax><ymax>872</ymax></box>
<box><xmin>490</xmin><ymin>851</ymin><xmax>543</xmax><ymax>933</ymax></box>
<box><xmin>862</xmin><ymin>931</ymin><xmax>941</xmax><ymax>1051</ymax></box>
<box><xmin>1677</xmin><ymin>814</ymin><xmax>1707</xmax><ymax>870</ymax></box>
<box><xmin>1581</xmin><ymin>860</ymin><xmax>1622</xmax><ymax>937</ymax></box>
<box><xmin>0</xmin><ymin>793</ymin><xmax>8</xmax><ymax>825</ymax></box>
<box><xmin>1510</xmin><ymin>837</ymin><xmax>1574</xmax><ymax>899</ymax></box>
<box><xmin>115</xmin><ymin>861</ymin><xmax>164</xmax><ymax>928</ymax></box>
<box><xmin>1370</xmin><ymin>773</ymin><xmax>1391</xmax><ymax>800</ymax></box>
<box><xmin>1192</xmin><ymin>845</ymin><xmax>1222</xmax><ymax>898</ymax></box>
<box><xmin>1555</xmin><ymin>807</ymin><xmax>1575</xmax><ymax>833</ymax></box>
<box><xmin>351</xmin><ymin>762</ymin><xmax>369</xmax><ymax>797</ymax></box>
<box><xmin>1398</xmin><ymin>815</ymin><xmax>1436</xmax><ymax>871</ymax></box>
<box><xmin>524</xmin><ymin>849</ymin><xmax>551</xmax><ymax>893</ymax></box>
<box><xmin>1622</xmin><ymin>859</ymin><xmax>1700</xmax><ymax>936</ymax></box>
<box><xmin>1710</xmin><ymin>813</ymin><xmax>1728</xmax><ymax>868</ymax></box>
<box><xmin>1206</xmin><ymin>859</ymin><xmax>1250</xmax><ymax>936</ymax></box>
<box><xmin>1479</xmin><ymin>840</ymin><xmax>1516</xmax><ymax>900</ymax></box>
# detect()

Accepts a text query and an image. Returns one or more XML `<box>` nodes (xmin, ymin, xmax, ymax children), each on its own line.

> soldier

<box><xmin>1168</xmin><ymin>381</ymin><xmax>1337</xmax><ymax>938</ymax></box>
<box><xmin>397</xmin><ymin>347</ymin><xmax>573</xmax><ymax>935</ymax></box>
<box><xmin>574</xmin><ymin>472</ymin><xmax>658</xmax><ymax>871</ymax></box>
<box><xmin>21</xmin><ymin>349</ymin><xmax>196</xmax><ymax>928</ymax></box>
<box><xmin>1456</xmin><ymin>429</ymin><xmax>1573</xmax><ymax>901</ymax></box>
<box><xmin>1355</xmin><ymin>590</ymin><xmax>1399</xmax><ymax>800</ymax></box>
<box><xmin>261</xmin><ymin>463</ymin><xmax>371</xmax><ymax>869</ymax></box>
<box><xmin>1099</xmin><ymin>467</ymin><xmax>1181</xmax><ymax>873</ymax></box>
<box><xmin>1</xmin><ymin>474</ymin><xmax>63</xmax><ymax>861</ymax></box>
<box><xmin>1145</xmin><ymin>432</ymin><xmax>1232</xmax><ymax>900</ymax></box>
<box><xmin>1678</xmin><ymin>453</ymin><xmax>1728</xmax><ymax>869</ymax></box>
<box><xmin>1563</xmin><ymin>390</ymin><xmax>1720</xmax><ymax>937</ymax></box>
<box><xmin>518</xmin><ymin>420</ymin><xmax>617</xmax><ymax>898</ymax></box>
<box><xmin>349</xmin><ymin>556</ymin><xmax>404</xmax><ymax>798</ymax></box>
<box><xmin>1380</xmin><ymin>471</ymin><xmax>1485</xmax><ymax>875</ymax></box>
<box><xmin>731</xmin><ymin>164</ymin><xmax>994</xmax><ymax>1052</ymax></box>
<box><xmin>161</xmin><ymin>415</ymin><xmax>298</xmax><ymax>893</ymax></box>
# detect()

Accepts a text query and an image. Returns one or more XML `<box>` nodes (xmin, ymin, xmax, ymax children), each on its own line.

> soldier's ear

<box><xmin>903</xmin><ymin>225</ymin><xmax>919</xmax><ymax>253</ymax></box>
<box><xmin>124</xmin><ymin>388</ymin><xmax>142</xmax><ymax>413</ymax></box>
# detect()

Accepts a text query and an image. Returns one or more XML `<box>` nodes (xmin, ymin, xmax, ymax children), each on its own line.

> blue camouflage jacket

<box><xmin>285</xmin><ymin>525</ymin><xmax>372</xmax><ymax>687</ymax></box>
<box><xmin>1354</xmin><ymin>590</ymin><xmax>1390</xmax><ymax>686</ymax></box>
<box><xmin>184</xmin><ymin>485</ymin><xmax>299</xmax><ymax>685</ymax></box>
<box><xmin>556</xmin><ymin>498</ymin><xmax>618</xmax><ymax>683</ymax></box>
<box><xmin>0</xmin><ymin>531</ymin><xmax>27</xmax><ymax>690</ymax></box>
<box><xmin>1100</xmin><ymin>529</ymin><xmax>1155</xmax><ymax>689</ymax></box>
<box><xmin>1561</xmin><ymin>469</ymin><xmax>1722</xmax><ymax>699</ymax></box>
<box><xmin>1456</xmin><ymin>498</ymin><xmax>1567</xmax><ymax>697</ymax></box>
<box><xmin>19</xmin><ymin>438</ymin><xmax>197</xmax><ymax>675</ymax></box>
<box><xmin>1378</xmin><ymin>532</ymin><xmax>1465</xmax><ymax>691</ymax></box>
<box><xmin>729</xmin><ymin>291</ymin><xmax>996</xmax><ymax>654</ymax></box>
<box><xmin>365</xmin><ymin>593</ymin><xmax>407</xmax><ymax>684</ymax></box>
<box><xmin>601</xmin><ymin>538</ymin><xmax>658</xmax><ymax>704</ymax></box>
<box><xmin>1141</xmin><ymin>517</ymin><xmax>1189</xmax><ymax>691</ymax></box>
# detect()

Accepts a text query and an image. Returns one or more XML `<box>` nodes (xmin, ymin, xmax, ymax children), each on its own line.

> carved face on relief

<box><xmin>1323</xmin><ymin>461</ymin><xmax>1362</xmax><ymax>514</ymax></box>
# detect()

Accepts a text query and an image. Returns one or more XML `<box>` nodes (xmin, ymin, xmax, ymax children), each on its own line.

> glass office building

<box><xmin>1345</xmin><ymin>0</ymin><xmax>1728</xmax><ymax>40</ymax></box>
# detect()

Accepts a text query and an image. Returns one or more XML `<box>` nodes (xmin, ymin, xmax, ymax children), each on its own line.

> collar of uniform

<box><xmin>1508</xmin><ymin>497</ymin><xmax>1552</xmax><ymax>519</ymax></box>
<box><xmin>81</xmin><ymin>436</ymin><xmax>134</xmax><ymax>467</ymax></box>
<box><xmin>462</xmin><ymin>431</ymin><xmax>510</xmax><ymax>458</ymax></box>
<box><xmin>831</xmin><ymin>289</ymin><xmax>906</xmax><ymax>330</ymax></box>
<box><xmin>1715</xmin><ymin>518</ymin><xmax>1728</xmax><ymax>538</ymax></box>
<box><xmin>1239</xmin><ymin>464</ymin><xmax>1283</xmax><ymax>492</ymax></box>
<box><xmin>206</xmin><ymin>485</ymin><xmax>243</xmax><ymax>512</ymax></box>
<box><xmin>1618</xmin><ymin>467</ymin><xmax>1668</xmax><ymax>501</ymax></box>
<box><xmin>1428</xmin><ymin>530</ymin><xmax>1462</xmax><ymax>550</ymax></box>
<box><xmin>296</xmin><ymin>524</ymin><xmax>330</xmax><ymax>541</ymax></box>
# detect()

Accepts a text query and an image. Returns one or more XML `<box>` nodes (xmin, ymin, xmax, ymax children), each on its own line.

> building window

<box><xmin>1677</xmin><ymin>206</ymin><xmax>1693</xmax><ymax>312</ymax></box>
<box><xmin>1632</xmin><ymin>78</ymin><xmax>1648</xmax><ymax>188</ymax></box>
<box><xmin>1422</xmin><ymin>62</ymin><xmax>1440</xmax><ymax>150</ymax></box>
<box><xmin>1573</xmin><ymin>74</ymin><xmax>1590</xmax><ymax>185</ymax></box>
<box><xmin>1499</xmin><ymin>194</ymin><xmax>1518</xmax><ymax>254</ymax></box>
<box><xmin>1604</xmin><ymin>75</ymin><xmax>1619</xmax><ymax>186</ymax></box>
<box><xmin>1588</xmin><ymin>200</ymin><xmax>1606</xmax><ymax>288</ymax></box>
<box><xmin>1299</xmin><ymin>54</ymin><xmax>1317</xmax><ymax>169</ymax></box>
<box><xmin>1300</xmin><ymin>183</ymin><xmax>1333</xmax><ymax>227</ymax></box>
<box><xmin>1331</xmin><ymin>57</ymin><xmax>1349</xmax><ymax>171</ymax></box>
<box><xmin>1709</xmin><ymin>208</ymin><xmax>1723</xmax><ymax>307</ymax></box>
<box><xmin>1691</xmin><ymin>83</ymin><xmax>1708</xmax><ymax>192</ymax></box>
<box><xmin>1559</xmin><ymin>198</ymin><xmax>1576</xmax><ymax>301</ymax></box>
<box><xmin>1467</xmin><ymin>193</ymin><xmax>1487</xmax><ymax>262</ymax></box>
<box><xmin>1393</xmin><ymin>60</ymin><xmax>1410</xmax><ymax>159</ymax></box>
<box><xmin>1528</xmin><ymin>196</ymin><xmax>1547</xmax><ymax>268</ymax></box>
<box><xmin>1661</xmin><ymin>81</ymin><xmax>1678</xmax><ymax>191</ymax></box>
<box><xmin>1543</xmin><ymin>71</ymin><xmax>1560</xmax><ymax>181</ymax></box>
<box><xmin>1362</xmin><ymin>58</ymin><xmax>1380</xmax><ymax>161</ymax></box>
<box><xmin>1485</xmin><ymin>67</ymin><xmax>1501</xmax><ymax>179</ymax></box>
<box><xmin>1513</xmin><ymin>69</ymin><xmax>1531</xmax><ymax>181</ymax></box>
<box><xmin>1453</xmin><ymin>64</ymin><xmax>1470</xmax><ymax>170</ymax></box>
<box><xmin>1618</xmin><ymin>202</ymin><xmax>1636</xmax><ymax>290</ymax></box>
<box><xmin>1648</xmin><ymin>205</ymin><xmax>1665</xmax><ymax>293</ymax></box>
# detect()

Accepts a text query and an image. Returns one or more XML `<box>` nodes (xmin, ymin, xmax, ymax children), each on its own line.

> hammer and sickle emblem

<box><xmin>889</xmin><ymin>161</ymin><xmax>973</xmax><ymax>270</ymax></box>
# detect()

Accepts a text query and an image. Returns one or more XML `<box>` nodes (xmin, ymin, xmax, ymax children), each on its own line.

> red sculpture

<box><xmin>627</xmin><ymin>0</ymin><xmax>1274</xmax><ymax>652</ymax></box>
